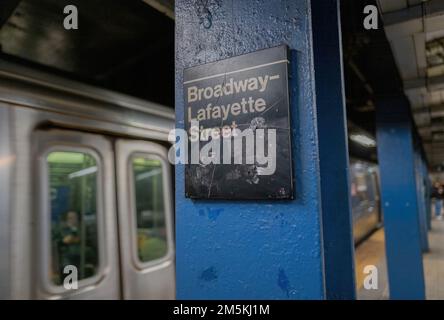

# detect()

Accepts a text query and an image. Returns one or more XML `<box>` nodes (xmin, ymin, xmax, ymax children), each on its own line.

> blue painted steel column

<box><xmin>376</xmin><ymin>95</ymin><xmax>425</xmax><ymax>299</ymax></box>
<box><xmin>175</xmin><ymin>0</ymin><xmax>354</xmax><ymax>299</ymax></box>
<box><xmin>311</xmin><ymin>0</ymin><xmax>356</xmax><ymax>300</ymax></box>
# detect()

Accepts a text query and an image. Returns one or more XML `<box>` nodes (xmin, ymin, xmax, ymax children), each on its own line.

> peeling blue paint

<box><xmin>198</xmin><ymin>207</ymin><xmax>224</xmax><ymax>221</ymax></box>
<box><xmin>277</xmin><ymin>268</ymin><xmax>290</xmax><ymax>298</ymax></box>
<box><xmin>200</xmin><ymin>267</ymin><xmax>218</xmax><ymax>282</ymax></box>
<box><xmin>194</xmin><ymin>0</ymin><xmax>222</xmax><ymax>29</ymax></box>
<box><xmin>208</xmin><ymin>208</ymin><xmax>223</xmax><ymax>221</ymax></box>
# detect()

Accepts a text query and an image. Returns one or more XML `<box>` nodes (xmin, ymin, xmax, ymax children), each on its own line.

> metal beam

<box><xmin>382</xmin><ymin>0</ymin><xmax>444</xmax><ymax>38</ymax></box>
<box><xmin>142</xmin><ymin>0</ymin><xmax>174</xmax><ymax>19</ymax></box>
<box><xmin>423</xmin><ymin>123</ymin><xmax>444</xmax><ymax>132</ymax></box>
<box><xmin>312</xmin><ymin>0</ymin><xmax>356</xmax><ymax>300</ymax></box>
<box><xmin>405</xmin><ymin>74</ymin><xmax>444</xmax><ymax>92</ymax></box>
<box><xmin>376</xmin><ymin>95</ymin><xmax>426</xmax><ymax>299</ymax></box>
<box><xmin>0</xmin><ymin>0</ymin><xmax>21</xmax><ymax>28</ymax></box>
<box><xmin>414</xmin><ymin>104</ymin><xmax>444</xmax><ymax>118</ymax></box>
<box><xmin>383</xmin><ymin>0</ymin><xmax>444</xmax><ymax>27</ymax></box>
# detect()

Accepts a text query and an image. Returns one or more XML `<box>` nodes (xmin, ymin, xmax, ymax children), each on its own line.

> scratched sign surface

<box><xmin>184</xmin><ymin>45</ymin><xmax>293</xmax><ymax>199</ymax></box>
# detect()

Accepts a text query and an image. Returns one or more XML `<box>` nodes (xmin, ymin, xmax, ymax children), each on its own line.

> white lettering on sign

<box><xmin>187</xmin><ymin>75</ymin><xmax>275</xmax><ymax>102</ymax></box>
<box><xmin>187</xmin><ymin>97</ymin><xmax>267</xmax><ymax>122</ymax></box>
<box><xmin>168</xmin><ymin>120</ymin><xmax>277</xmax><ymax>175</ymax></box>
<box><xmin>187</xmin><ymin>74</ymin><xmax>279</xmax><ymax>122</ymax></box>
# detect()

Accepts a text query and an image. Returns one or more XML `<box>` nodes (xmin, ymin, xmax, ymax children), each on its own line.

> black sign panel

<box><xmin>184</xmin><ymin>45</ymin><xmax>293</xmax><ymax>199</ymax></box>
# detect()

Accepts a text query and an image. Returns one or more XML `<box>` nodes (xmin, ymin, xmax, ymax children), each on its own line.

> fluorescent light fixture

<box><xmin>136</xmin><ymin>168</ymin><xmax>162</xmax><ymax>181</ymax></box>
<box><xmin>350</xmin><ymin>133</ymin><xmax>376</xmax><ymax>148</ymax></box>
<box><xmin>68</xmin><ymin>166</ymin><xmax>98</xmax><ymax>179</ymax></box>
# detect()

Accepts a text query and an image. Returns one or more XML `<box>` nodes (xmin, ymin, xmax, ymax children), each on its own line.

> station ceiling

<box><xmin>379</xmin><ymin>0</ymin><xmax>444</xmax><ymax>169</ymax></box>
<box><xmin>1</xmin><ymin>0</ymin><xmax>436</xmax><ymax>168</ymax></box>
<box><xmin>341</xmin><ymin>0</ymin><xmax>406</xmax><ymax>163</ymax></box>
<box><xmin>0</xmin><ymin>0</ymin><xmax>174</xmax><ymax>106</ymax></box>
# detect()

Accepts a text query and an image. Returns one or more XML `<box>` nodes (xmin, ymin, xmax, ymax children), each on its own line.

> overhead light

<box><xmin>350</xmin><ymin>134</ymin><xmax>376</xmax><ymax>148</ymax></box>
<box><xmin>136</xmin><ymin>168</ymin><xmax>162</xmax><ymax>181</ymax></box>
<box><xmin>426</xmin><ymin>37</ymin><xmax>444</xmax><ymax>77</ymax></box>
<box><xmin>68</xmin><ymin>166</ymin><xmax>98</xmax><ymax>179</ymax></box>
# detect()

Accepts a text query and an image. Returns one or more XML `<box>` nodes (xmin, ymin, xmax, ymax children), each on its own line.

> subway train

<box><xmin>0</xmin><ymin>61</ymin><xmax>381</xmax><ymax>299</ymax></box>
<box><xmin>349</xmin><ymin>159</ymin><xmax>382</xmax><ymax>245</ymax></box>
<box><xmin>0</xmin><ymin>61</ymin><xmax>176</xmax><ymax>299</ymax></box>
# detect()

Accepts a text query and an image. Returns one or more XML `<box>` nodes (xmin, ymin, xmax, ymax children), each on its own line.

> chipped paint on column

<box><xmin>175</xmin><ymin>0</ymin><xmax>325</xmax><ymax>299</ymax></box>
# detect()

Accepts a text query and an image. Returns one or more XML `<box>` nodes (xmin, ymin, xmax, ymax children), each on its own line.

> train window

<box><xmin>131</xmin><ymin>156</ymin><xmax>168</xmax><ymax>263</ymax></box>
<box><xmin>350</xmin><ymin>161</ymin><xmax>378</xmax><ymax>212</ymax></box>
<box><xmin>47</xmin><ymin>151</ymin><xmax>99</xmax><ymax>286</ymax></box>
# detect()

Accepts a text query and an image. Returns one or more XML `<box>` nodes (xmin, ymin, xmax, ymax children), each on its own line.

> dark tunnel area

<box><xmin>0</xmin><ymin>0</ymin><xmax>175</xmax><ymax>107</ymax></box>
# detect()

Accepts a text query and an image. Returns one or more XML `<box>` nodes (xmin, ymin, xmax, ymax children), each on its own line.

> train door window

<box><xmin>131</xmin><ymin>155</ymin><xmax>168</xmax><ymax>263</ymax></box>
<box><xmin>116</xmin><ymin>140</ymin><xmax>174</xmax><ymax>299</ymax></box>
<box><xmin>47</xmin><ymin>151</ymin><xmax>100</xmax><ymax>285</ymax></box>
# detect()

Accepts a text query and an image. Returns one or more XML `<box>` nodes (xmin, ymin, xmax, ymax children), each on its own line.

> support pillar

<box><xmin>312</xmin><ymin>0</ymin><xmax>356</xmax><ymax>300</ymax></box>
<box><xmin>376</xmin><ymin>95</ymin><xmax>425</xmax><ymax>299</ymax></box>
<box><xmin>175</xmin><ymin>0</ymin><xmax>354</xmax><ymax>299</ymax></box>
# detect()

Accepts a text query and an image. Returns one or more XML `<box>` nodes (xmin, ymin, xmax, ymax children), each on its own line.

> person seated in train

<box><xmin>53</xmin><ymin>211</ymin><xmax>81</xmax><ymax>281</ymax></box>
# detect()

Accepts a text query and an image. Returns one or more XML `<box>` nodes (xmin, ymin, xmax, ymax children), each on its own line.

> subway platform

<box><xmin>424</xmin><ymin>219</ymin><xmax>444</xmax><ymax>299</ymax></box>
<box><xmin>2</xmin><ymin>0</ymin><xmax>444</xmax><ymax>301</ymax></box>
<box><xmin>355</xmin><ymin>218</ymin><xmax>444</xmax><ymax>300</ymax></box>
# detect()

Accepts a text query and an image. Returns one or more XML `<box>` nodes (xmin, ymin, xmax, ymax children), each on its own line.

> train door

<box><xmin>35</xmin><ymin>129</ymin><xmax>120</xmax><ymax>299</ymax></box>
<box><xmin>35</xmin><ymin>130</ymin><xmax>175</xmax><ymax>299</ymax></box>
<box><xmin>115</xmin><ymin>139</ymin><xmax>175</xmax><ymax>300</ymax></box>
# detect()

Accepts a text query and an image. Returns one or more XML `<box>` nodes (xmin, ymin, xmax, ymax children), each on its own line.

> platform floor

<box><xmin>354</xmin><ymin>218</ymin><xmax>444</xmax><ymax>300</ymax></box>
<box><xmin>424</xmin><ymin>218</ymin><xmax>444</xmax><ymax>300</ymax></box>
<box><xmin>354</xmin><ymin>228</ymin><xmax>389</xmax><ymax>300</ymax></box>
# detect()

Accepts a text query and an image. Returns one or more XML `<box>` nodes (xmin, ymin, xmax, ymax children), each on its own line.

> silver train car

<box><xmin>0</xmin><ymin>61</ymin><xmax>176</xmax><ymax>299</ymax></box>
<box><xmin>350</xmin><ymin>159</ymin><xmax>382</xmax><ymax>245</ymax></box>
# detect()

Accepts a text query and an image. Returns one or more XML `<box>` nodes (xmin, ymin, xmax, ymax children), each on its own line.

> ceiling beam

<box><xmin>382</xmin><ymin>0</ymin><xmax>444</xmax><ymax>37</ymax></box>
<box><xmin>405</xmin><ymin>74</ymin><xmax>444</xmax><ymax>92</ymax></box>
<box><xmin>142</xmin><ymin>0</ymin><xmax>174</xmax><ymax>19</ymax></box>
<box><xmin>383</xmin><ymin>0</ymin><xmax>444</xmax><ymax>25</ymax></box>
<box><xmin>414</xmin><ymin>103</ymin><xmax>444</xmax><ymax>118</ymax></box>
<box><xmin>0</xmin><ymin>0</ymin><xmax>21</xmax><ymax>28</ymax></box>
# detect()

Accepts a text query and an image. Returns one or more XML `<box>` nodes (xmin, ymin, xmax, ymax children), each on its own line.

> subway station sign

<box><xmin>183</xmin><ymin>45</ymin><xmax>293</xmax><ymax>199</ymax></box>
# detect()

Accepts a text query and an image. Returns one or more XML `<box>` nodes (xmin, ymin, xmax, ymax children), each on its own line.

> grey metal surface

<box><xmin>115</xmin><ymin>139</ymin><xmax>175</xmax><ymax>300</ymax></box>
<box><xmin>0</xmin><ymin>105</ymin><xmax>12</xmax><ymax>299</ymax></box>
<box><xmin>34</xmin><ymin>129</ymin><xmax>120</xmax><ymax>299</ymax></box>
<box><xmin>0</xmin><ymin>60</ymin><xmax>174</xmax><ymax>141</ymax></box>
<box><xmin>0</xmin><ymin>61</ymin><xmax>175</xmax><ymax>299</ymax></box>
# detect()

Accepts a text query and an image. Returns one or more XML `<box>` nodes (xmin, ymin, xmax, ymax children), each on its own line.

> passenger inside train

<box><xmin>48</xmin><ymin>151</ymin><xmax>99</xmax><ymax>285</ymax></box>
<box><xmin>132</xmin><ymin>156</ymin><xmax>168</xmax><ymax>263</ymax></box>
